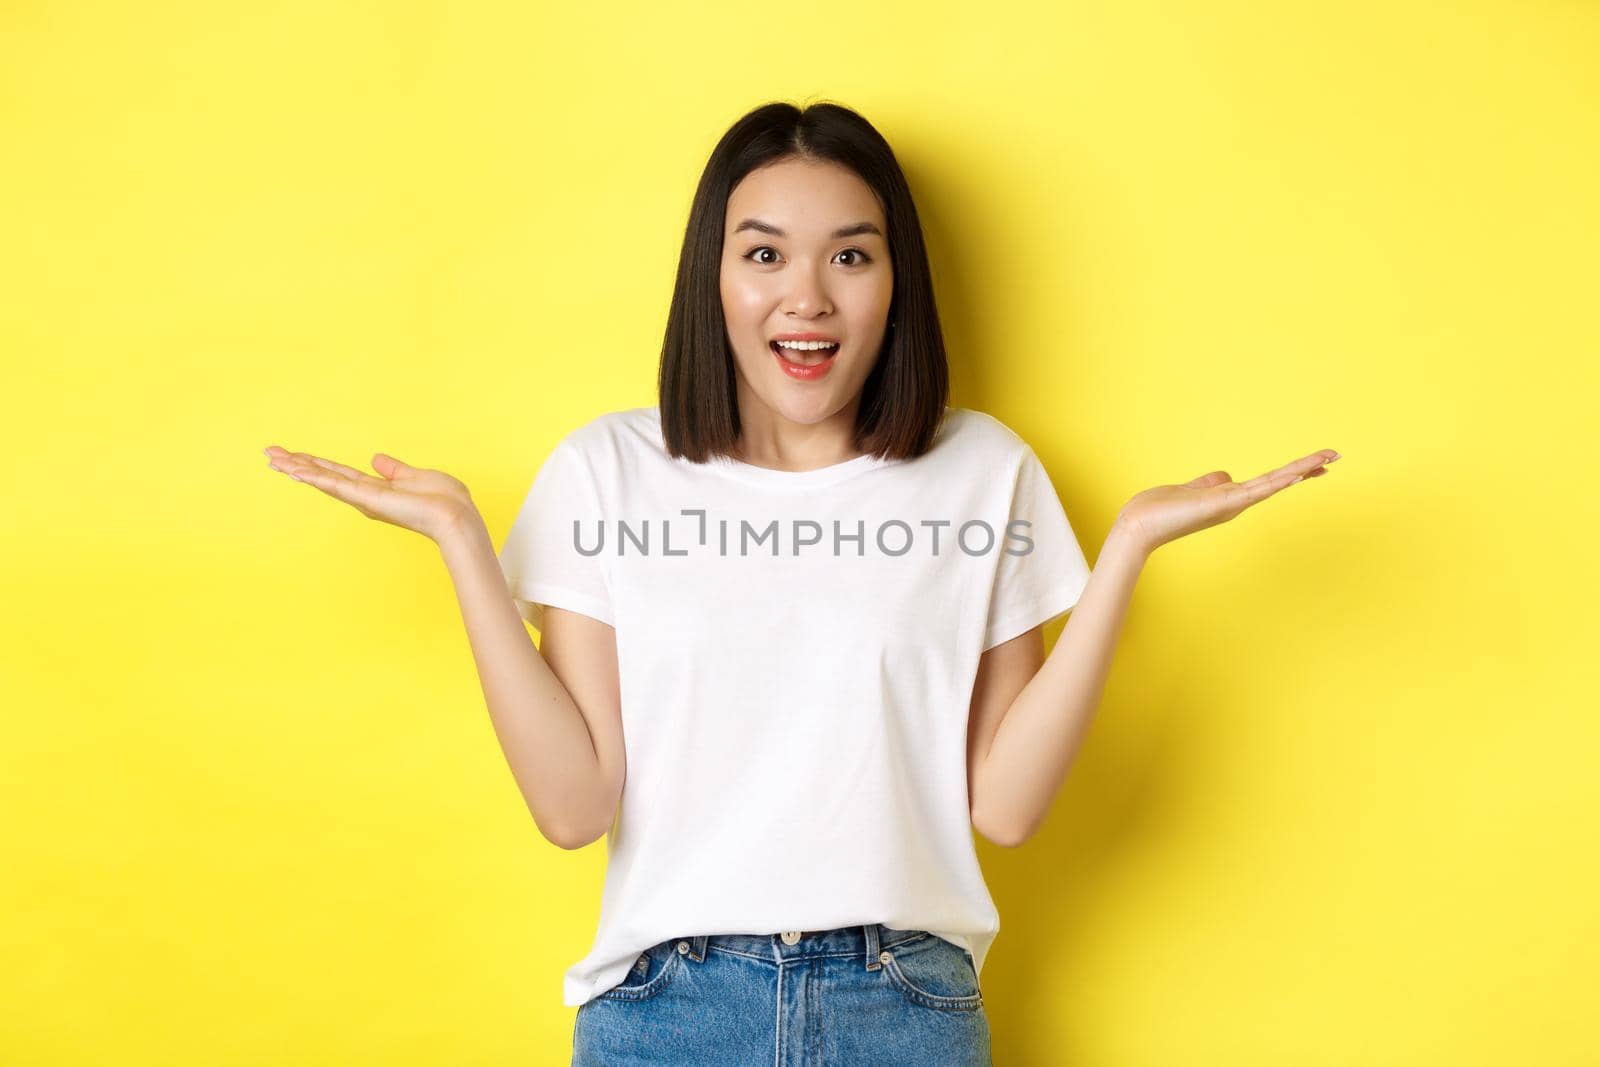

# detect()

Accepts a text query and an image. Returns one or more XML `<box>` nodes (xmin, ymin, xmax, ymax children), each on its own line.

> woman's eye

<box><xmin>741</xmin><ymin>247</ymin><xmax>873</xmax><ymax>266</ymax></box>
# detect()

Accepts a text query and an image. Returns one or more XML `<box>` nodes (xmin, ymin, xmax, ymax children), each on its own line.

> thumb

<box><xmin>1185</xmin><ymin>470</ymin><xmax>1233</xmax><ymax>488</ymax></box>
<box><xmin>372</xmin><ymin>452</ymin><xmax>416</xmax><ymax>479</ymax></box>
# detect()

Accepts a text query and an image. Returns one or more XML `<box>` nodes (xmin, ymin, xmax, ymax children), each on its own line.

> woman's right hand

<box><xmin>263</xmin><ymin>445</ymin><xmax>480</xmax><ymax>544</ymax></box>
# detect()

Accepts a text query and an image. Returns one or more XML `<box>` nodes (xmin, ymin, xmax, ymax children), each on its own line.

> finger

<box><xmin>277</xmin><ymin>460</ymin><xmax>390</xmax><ymax>511</ymax></box>
<box><xmin>1186</xmin><ymin>470</ymin><xmax>1232</xmax><ymax>488</ymax></box>
<box><xmin>267</xmin><ymin>451</ymin><xmax>357</xmax><ymax>486</ymax></box>
<box><xmin>1262</xmin><ymin>462</ymin><xmax>1333</xmax><ymax>492</ymax></box>
<box><xmin>1229</xmin><ymin>466</ymin><xmax>1308</xmax><ymax>507</ymax></box>
<box><xmin>268</xmin><ymin>449</ymin><xmax>380</xmax><ymax>487</ymax></box>
<box><xmin>264</xmin><ymin>447</ymin><xmax>378</xmax><ymax>484</ymax></box>
<box><xmin>372</xmin><ymin>453</ymin><xmax>420</xmax><ymax>479</ymax></box>
<box><xmin>1240</xmin><ymin>449</ymin><xmax>1339</xmax><ymax>490</ymax></box>
<box><xmin>306</xmin><ymin>455</ymin><xmax>386</xmax><ymax>485</ymax></box>
<box><xmin>267</xmin><ymin>448</ymin><xmax>321</xmax><ymax>475</ymax></box>
<box><xmin>283</xmin><ymin>448</ymin><xmax>334</xmax><ymax>468</ymax></box>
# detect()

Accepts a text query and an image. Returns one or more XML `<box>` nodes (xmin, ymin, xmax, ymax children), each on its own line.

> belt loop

<box><xmin>689</xmin><ymin>934</ymin><xmax>709</xmax><ymax>963</ymax></box>
<box><xmin>863</xmin><ymin>923</ymin><xmax>882</xmax><ymax>971</ymax></box>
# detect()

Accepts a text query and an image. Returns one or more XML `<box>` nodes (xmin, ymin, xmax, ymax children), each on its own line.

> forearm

<box><xmin>974</xmin><ymin>523</ymin><xmax>1149</xmax><ymax>846</ymax></box>
<box><xmin>436</xmin><ymin>511</ymin><xmax>609</xmax><ymax>849</ymax></box>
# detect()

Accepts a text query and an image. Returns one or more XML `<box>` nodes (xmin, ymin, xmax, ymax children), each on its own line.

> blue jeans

<box><xmin>572</xmin><ymin>923</ymin><xmax>993</xmax><ymax>1065</ymax></box>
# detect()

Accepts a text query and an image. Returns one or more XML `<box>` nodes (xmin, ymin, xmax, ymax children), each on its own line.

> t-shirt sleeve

<box><xmin>981</xmin><ymin>445</ymin><xmax>1092</xmax><ymax>651</ymax></box>
<box><xmin>497</xmin><ymin>439</ymin><xmax>616</xmax><ymax>634</ymax></box>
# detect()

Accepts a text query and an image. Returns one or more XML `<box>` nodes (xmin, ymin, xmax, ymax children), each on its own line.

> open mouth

<box><xmin>770</xmin><ymin>340</ymin><xmax>840</xmax><ymax>367</ymax></box>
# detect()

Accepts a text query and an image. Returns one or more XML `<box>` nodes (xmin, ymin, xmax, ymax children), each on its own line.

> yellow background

<box><xmin>3</xmin><ymin>1</ymin><xmax>1595</xmax><ymax>1063</ymax></box>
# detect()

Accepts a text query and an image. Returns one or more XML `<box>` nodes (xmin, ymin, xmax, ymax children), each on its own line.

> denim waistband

<box><xmin>676</xmin><ymin>923</ymin><xmax>932</xmax><ymax>972</ymax></box>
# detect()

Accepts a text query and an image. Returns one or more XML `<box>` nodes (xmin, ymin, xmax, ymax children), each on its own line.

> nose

<box><xmin>782</xmin><ymin>263</ymin><xmax>833</xmax><ymax>319</ymax></box>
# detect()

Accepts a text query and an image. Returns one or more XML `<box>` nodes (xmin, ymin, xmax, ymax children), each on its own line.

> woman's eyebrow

<box><xmin>732</xmin><ymin>218</ymin><xmax>883</xmax><ymax>239</ymax></box>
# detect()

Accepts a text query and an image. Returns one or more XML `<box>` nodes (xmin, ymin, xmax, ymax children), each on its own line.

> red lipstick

<box><xmin>769</xmin><ymin>334</ymin><xmax>841</xmax><ymax>381</ymax></box>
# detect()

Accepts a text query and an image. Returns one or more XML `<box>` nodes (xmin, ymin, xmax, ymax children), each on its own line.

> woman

<box><xmin>264</xmin><ymin>100</ymin><xmax>1337</xmax><ymax>1065</ymax></box>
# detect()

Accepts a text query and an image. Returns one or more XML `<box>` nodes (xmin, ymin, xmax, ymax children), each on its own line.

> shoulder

<box><xmin>550</xmin><ymin>405</ymin><xmax>665</xmax><ymax>463</ymax></box>
<box><xmin>937</xmin><ymin>406</ymin><xmax>1033</xmax><ymax>464</ymax></box>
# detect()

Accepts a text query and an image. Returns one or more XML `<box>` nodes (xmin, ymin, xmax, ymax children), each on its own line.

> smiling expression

<box><xmin>720</xmin><ymin>156</ymin><xmax>895</xmax><ymax>429</ymax></box>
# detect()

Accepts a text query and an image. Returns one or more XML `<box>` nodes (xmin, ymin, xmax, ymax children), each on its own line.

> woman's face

<box><xmin>720</xmin><ymin>157</ymin><xmax>894</xmax><ymax>433</ymax></box>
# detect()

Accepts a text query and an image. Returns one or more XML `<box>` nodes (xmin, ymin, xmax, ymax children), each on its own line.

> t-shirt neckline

<box><xmin>706</xmin><ymin>449</ymin><xmax>890</xmax><ymax>489</ymax></box>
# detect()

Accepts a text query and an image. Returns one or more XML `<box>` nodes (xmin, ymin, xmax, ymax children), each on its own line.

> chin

<box><xmin>747</xmin><ymin>382</ymin><xmax>831</xmax><ymax>419</ymax></box>
<box><xmin>737</xmin><ymin>357</ymin><xmax>844</xmax><ymax>417</ymax></box>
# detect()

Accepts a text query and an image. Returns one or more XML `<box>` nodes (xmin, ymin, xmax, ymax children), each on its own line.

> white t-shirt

<box><xmin>497</xmin><ymin>404</ymin><xmax>1092</xmax><ymax>1006</ymax></box>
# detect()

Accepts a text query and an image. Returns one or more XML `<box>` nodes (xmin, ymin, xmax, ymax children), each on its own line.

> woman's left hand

<box><xmin>1113</xmin><ymin>448</ymin><xmax>1340</xmax><ymax>556</ymax></box>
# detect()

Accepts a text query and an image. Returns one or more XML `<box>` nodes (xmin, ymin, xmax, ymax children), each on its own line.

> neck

<box><xmin>732</xmin><ymin>391</ymin><xmax>864</xmax><ymax>473</ymax></box>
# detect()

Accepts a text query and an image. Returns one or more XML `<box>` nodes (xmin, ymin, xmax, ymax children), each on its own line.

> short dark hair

<box><xmin>657</xmin><ymin>100</ymin><xmax>950</xmax><ymax>464</ymax></box>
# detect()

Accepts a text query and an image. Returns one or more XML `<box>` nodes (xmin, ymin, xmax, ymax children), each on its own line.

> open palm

<box><xmin>263</xmin><ymin>445</ymin><xmax>477</xmax><ymax>543</ymax></box>
<box><xmin>1116</xmin><ymin>448</ymin><xmax>1340</xmax><ymax>555</ymax></box>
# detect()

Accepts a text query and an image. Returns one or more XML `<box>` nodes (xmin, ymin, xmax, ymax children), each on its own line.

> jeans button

<box><xmin>780</xmin><ymin>930</ymin><xmax>802</xmax><ymax>945</ymax></box>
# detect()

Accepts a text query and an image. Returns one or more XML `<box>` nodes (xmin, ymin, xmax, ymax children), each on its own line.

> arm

<box><xmin>438</xmin><ymin>510</ymin><xmax>624</xmax><ymax>850</ymax></box>
<box><xmin>969</xmin><ymin>524</ymin><xmax>1146</xmax><ymax>847</ymax></box>
<box><xmin>968</xmin><ymin>448</ymin><xmax>1338</xmax><ymax>847</ymax></box>
<box><xmin>262</xmin><ymin>445</ymin><xmax>624</xmax><ymax>851</ymax></box>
